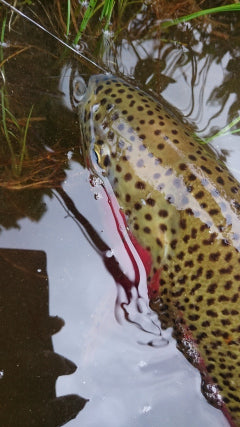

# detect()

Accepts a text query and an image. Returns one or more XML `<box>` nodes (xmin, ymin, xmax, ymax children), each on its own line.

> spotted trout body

<box><xmin>79</xmin><ymin>74</ymin><xmax>240</xmax><ymax>425</ymax></box>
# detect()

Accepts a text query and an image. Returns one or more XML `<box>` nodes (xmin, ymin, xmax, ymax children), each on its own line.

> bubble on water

<box><xmin>73</xmin><ymin>41</ymin><xmax>88</xmax><ymax>52</ymax></box>
<box><xmin>141</xmin><ymin>405</ymin><xmax>151</xmax><ymax>414</ymax></box>
<box><xmin>0</xmin><ymin>42</ymin><xmax>9</xmax><ymax>48</ymax></box>
<box><xmin>0</xmin><ymin>370</ymin><xmax>4</xmax><ymax>379</ymax></box>
<box><xmin>102</xmin><ymin>29</ymin><xmax>114</xmax><ymax>39</ymax></box>
<box><xmin>37</xmin><ymin>268</ymin><xmax>42</xmax><ymax>273</ymax></box>
<box><xmin>138</xmin><ymin>360</ymin><xmax>147</xmax><ymax>368</ymax></box>
<box><xmin>90</xmin><ymin>174</ymin><xmax>103</xmax><ymax>187</ymax></box>
<box><xmin>105</xmin><ymin>249</ymin><xmax>114</xmax><ymax>258</ymax></box>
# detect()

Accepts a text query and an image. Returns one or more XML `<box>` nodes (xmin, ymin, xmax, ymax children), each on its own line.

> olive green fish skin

<box><xmin>79</xmin><ymin>74</ymin><xmax>240</xmax><ymax>425</ymax></box>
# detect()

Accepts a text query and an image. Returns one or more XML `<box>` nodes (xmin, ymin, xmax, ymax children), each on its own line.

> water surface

<box><xmin>1</xmin><ymin>3</ymin><xmax>240</xmax><ymax>426</ymax></box>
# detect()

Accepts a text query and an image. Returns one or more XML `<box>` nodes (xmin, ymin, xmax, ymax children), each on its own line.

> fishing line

<box><xmin>0</xmin><ymin>0</ymin><xmax>107</xmax><ymax>73</ymax></box>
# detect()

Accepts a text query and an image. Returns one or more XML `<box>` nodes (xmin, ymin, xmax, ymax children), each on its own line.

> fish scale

<box><xmin>79</xmin><ymin>74</ymin><xmax>240</xmax><ymax>426</ymax></box>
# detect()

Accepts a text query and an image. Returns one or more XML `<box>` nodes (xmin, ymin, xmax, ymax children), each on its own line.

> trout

<box><xmin>78</xmin><ymin>74</ymin><xmax>240</xmax><ymax>426</ymax></box>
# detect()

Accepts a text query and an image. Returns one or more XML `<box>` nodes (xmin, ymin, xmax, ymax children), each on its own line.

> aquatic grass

<box><xmin>0</xmin><ymin>14</ymin><xmax>14</xmax><ymax>161</ymax></box>
<box><xmin>0</xmin><ymin>12</ymin><xmax>6</xmax><ymax>50</ymax></box>
<box><xmin>0</xmin><ymin>88</ymin><xmax>16</xmax><ymax>164</ymax></box>
<box><xmin>100</xmin><ymin>0</ymin><xmax>114</xmax><ymax>20</ymax></box>
<box><xmin>18</xmin><ymin>104</ymin><xmax>34</xmax><ymax>175</ymax></box>
<box><xmin>193</xmin><ymin>115</ymin><xmax>240</xmax><ymax>145</ymax></box>
<box><xmin>72</xmin><ymin>0</ymin><xmax>240</xmax><ymax>41</ymax></box>
<box><xmin>0</xmin><ymin>11</ymin><xmax>34</xmax><ymax>177</ymax></box>
<box><xmin>0</xmin><ymin>12</ymin><xmax>6</xmax><ymax>82</ymax></box>
<box><xmin>160</xmin><ymin>3</ymin><xmax>240</xmax><ymax>29</ymax></box>
<box><xmin>0</xmin><ymin>89</ymin><xmax>60</xmax><ymax>190</ymax></box>
<box><xmin>74</xmin><ymin>0</ymin><xmax>99</xmax><ymax>44</ymax></box>
<box><xmin>66</xmin><ymin>0</ymin><xmax>71</xmax><ymax>37</ymax></box>
<box><xmin>0</xmin><ymin>86</ymin><xmax>35</xmax><ymax>176</ymax></box>
<box><xmin>73</xmin><ymin>0</ymin><xmax>140</xmax><ymax>44</ymax></box>
<box><xmin>100</xmin><ymin>0</ymin><xmax>115</xmax><ymax>30</ymax></box>
<box><xmin>199</xmin><ymin>116</ymin><xmax>240</xmax><ymax>144</ymax></box>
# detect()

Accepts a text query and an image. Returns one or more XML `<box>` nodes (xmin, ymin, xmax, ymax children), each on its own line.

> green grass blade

<box><xmin>205</xmin><ymin>115</ymin><xmax>240</xmax><ymax>143</ymax></box>
<box><xmin>18</xmin><ymin>105</ymin><xmax>34</xmax><ymax>175</ymax></box>
<box><xmin>66</xmin><ymin>0</ymin><xmax>71</xmax><ymax>37</ymax></box>
<box><xmin>74</xmin><ymin>0</ymin><xmax>99</xmax><ymax>44</ymax></box>
<box><xmin>194</xmin><ymin>115</ymin><xmax>240</xmax><ymax>144</ymax></box>
<box><xmin>0</xmin><ymin>88</ymin><xmax>16</xmax><ymax>165</ymax></box>
<box><xmin>7</xmin><ymin>130</ymin><xmax>19</xmax><ymax>140</ymax></box>
<box><xmin>161</xmin><ymin>4</ymin><xmax>240</xmax><ymax>29</ymax></box>
<box><xmin>3</xmin><ymin>105</ymin><xmax>21</xmax><ymax>131</ymax></box>
<box><xmin>228</xmin><ymin>129</ymin><xmax>240</xmax><ymax>135</ymax></box>
<box><xmin>100</xmin><ymin>0</ymin><xmax>115</xmax><ymax>21</ymax></box>
<box><xmin>0</xmin><ymin>14</ymin><xmax>6</xmax><ymax>47</ymax></box>
<box><xmin>103</xmin><ymin>0</ymin><xmax>115</xmax><ymax>30</ymax></box>
<box><xmin>0</xmin><ymin>14</ymin><xmax>7</xmax><ymax>82</ymax></box>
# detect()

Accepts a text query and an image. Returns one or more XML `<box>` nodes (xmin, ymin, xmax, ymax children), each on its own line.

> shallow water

<box><xmin>0</xmin><ymin>3</ymin><xmax>240</xmax><ymax>426</ymax></box>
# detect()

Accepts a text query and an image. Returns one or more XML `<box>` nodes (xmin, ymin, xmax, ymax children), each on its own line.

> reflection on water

<box><xmin>0</xmin><ymin>248</ymin><xmax>87</xmax><ymax>426</ymax></box>
<box><xmin>55</xmin><ymin>185</ymin><xmax>167</xmax><ymax>348</ymax></box>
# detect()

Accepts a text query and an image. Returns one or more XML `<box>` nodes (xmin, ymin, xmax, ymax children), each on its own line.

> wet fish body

<box><xmin>79</xmin><ymin>74</ymin><xmax>240</xmax><ymax>425</ymax></box>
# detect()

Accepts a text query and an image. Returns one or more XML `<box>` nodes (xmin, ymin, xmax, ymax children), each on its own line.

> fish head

<box><xmin>78</xmin><ymin>74</ymin><xmax>139</xmax><ymax>177</ymax></box>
